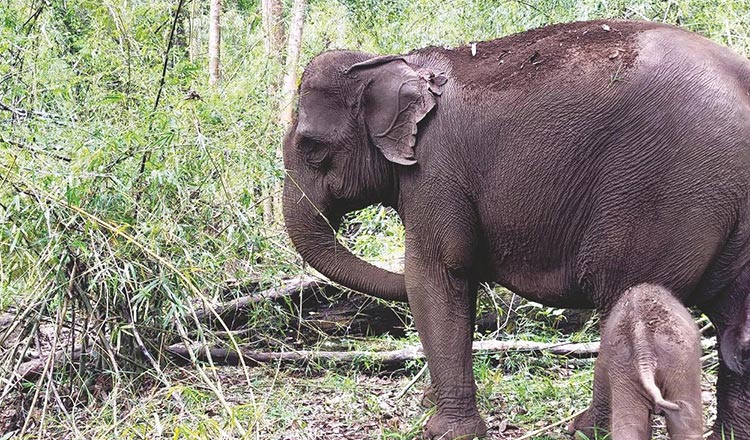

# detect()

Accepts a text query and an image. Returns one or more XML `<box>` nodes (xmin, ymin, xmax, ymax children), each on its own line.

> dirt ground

<box><xmin>206</xmin><ymin>359</ymin><xmax>718</xmax><ymax>440</ymax></box>
<box><xmin>0</xmin><ymin>352</ymin><xmax>719</xmax><ymax>440</ymax></box>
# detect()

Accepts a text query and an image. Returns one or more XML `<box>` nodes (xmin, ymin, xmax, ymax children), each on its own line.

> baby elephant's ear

<box><xmin>347</xmin><ymin>56</ymin><xmax>446</xmax><ymax>166</ymax></box>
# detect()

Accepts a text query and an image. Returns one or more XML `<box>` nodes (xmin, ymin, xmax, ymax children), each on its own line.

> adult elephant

<box><xmin>282</xmin><ymin>19</ymin><xmax>750</xmax><ymax>439</ymax></box>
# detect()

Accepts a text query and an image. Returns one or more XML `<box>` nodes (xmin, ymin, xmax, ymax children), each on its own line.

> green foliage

<box><xmin>0</xmin><ymin>0</ymin><xmax>290</xmax><ymax>336</ymax></box>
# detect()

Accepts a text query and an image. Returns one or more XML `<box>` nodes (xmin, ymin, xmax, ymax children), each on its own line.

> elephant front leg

<box><xmin>407</xmin><ymin>262</ymin><xmax>486</xmax><ymax>439</ymax></box>
<box><xmin>419</xmin><ymin>283</ymin><xmax>477</xmax><ymax>411</ymax></box>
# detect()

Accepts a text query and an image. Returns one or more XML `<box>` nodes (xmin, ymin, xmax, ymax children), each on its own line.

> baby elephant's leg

<box><xmin>659</xmin><ymin>299</ymin><xmax>704</xmax><ymax>439</ymax></box>
<box><xmin>663</xmin><ymin>401</ymin><xmax>704</xmax><ymax>440</ymax></box>
<box><xmin>609</xmin><ymin>373</ymin><xmax>653</xmax><ymax>440</ymax></box>
<box><xmin>569</xmin><ymin>342</ymin><xmax>612</xmax><ymax>439</ymax></box>
<box><xmin>662</xmin><ymin>367</ymin><xmax>703</xmax><ymax>440</ymax></box>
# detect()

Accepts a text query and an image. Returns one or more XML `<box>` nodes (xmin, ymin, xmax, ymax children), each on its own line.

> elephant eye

<box><xmin>303</xmin><ymin>138</ymin><xmax>325</xmax><ymax>150</ymax></box>
<box><xmin>303</xmin><ymin>140</ymin><xmax>332</xmax><ymax>169</ymax></box>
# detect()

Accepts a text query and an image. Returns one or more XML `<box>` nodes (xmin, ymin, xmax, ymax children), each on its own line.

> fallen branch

<box><xmin>167</xmin><ymin>339</ymin><xmax>602</xmax><ymax>369</ymax></box>
<box><xmin>471</xmin><ymin>340</ymin><xmax>600</xmax><ymax>356</ymax></box>
<box><xmin>194</xmin><ymin>275</ymin><xmax>411</xmax><ymax>339</ymax></box>
<box><xmin>194</xmin><ymin>275</ymin><xmax>324</xmax><ymax>328</ymax></box>
<box><xmin>15</xmin><ymin>349</ymin><xmax>83</xmax><ymax>381</ymax></box>
<box><xmin>516</xmin><ymin>407</ymin><xmax>587</xmax><ymax>440</ymax></box>
<box><xmin>169</xmin><ymin>335</ymin><xmax>720</xmax><ymax>369</ymax></box>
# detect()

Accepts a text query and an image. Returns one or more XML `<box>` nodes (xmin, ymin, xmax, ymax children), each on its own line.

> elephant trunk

<box><xmin>282</xmin><ymin>175</ymin><xmax>408</xmax><ymax>302</ymax></box>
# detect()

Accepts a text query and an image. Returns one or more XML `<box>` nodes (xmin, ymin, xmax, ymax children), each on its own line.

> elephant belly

<box><xmin>492</xmin><ymin>264</ymin><xmax>594</xmax><ymax>309</ymax></box>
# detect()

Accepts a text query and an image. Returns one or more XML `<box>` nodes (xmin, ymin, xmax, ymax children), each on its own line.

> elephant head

<box><xmin>282</xmin><ymin>50</ymin><xmax>446</xmax><ymax>301</ymax></box>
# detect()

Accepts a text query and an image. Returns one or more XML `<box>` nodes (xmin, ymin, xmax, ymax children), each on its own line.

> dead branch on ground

<box><xmin>14</xmin><ymin>349</ymin><xmax>84</xmax><ymax>382</ymax></box>
<box><xmin>194</xmin><ymin>276</ymin><xmax>410</xmax><ymax>338</ymax></box>
<box><xmin>167</xmin><ymin>340</ymin><xmax>602</xmax><ymax>369</ymax></box>
<box><xmin>168</xmin><ymin>335</ymin><xmax>720</xmax><ymax>370</ymax></box>
<box><xmin>194</xmin><ymin>275</ymin><xmax>323</xmax><ymax>327</ymax></box>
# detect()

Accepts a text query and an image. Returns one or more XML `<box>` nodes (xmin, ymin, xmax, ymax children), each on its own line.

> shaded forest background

<box><xmin>0</xmin><ymin>0</ymin><xmax>748</xmax><ymax>439</ymax></box>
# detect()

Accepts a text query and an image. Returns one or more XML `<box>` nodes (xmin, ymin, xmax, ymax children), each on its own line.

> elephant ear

<box><xmin>347</xmin><ymin>56</ymin><xmax>446</xmax><ymax>166</ymax></box>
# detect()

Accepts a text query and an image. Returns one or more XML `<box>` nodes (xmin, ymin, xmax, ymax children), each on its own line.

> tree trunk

<box><xmin>188</xmin><ymin>0</ymin><xmax>198</xmax><ymax>63</ymax></box>
<box><xmin>273</xmin><ymin>0</ymin><xmax>307</xmax><ymax>223</ymax></box>
<box><xmin>278</xmin><ymin>0</ymin><xmax>306</xmax><ymax>129</ymax></box>
<box><xmin>260</xmin><ymin>0</ymin><xmax>286</xmax><ymax>226</ymax></box>
<box><xmin>261</xmin><ymin>0</ymin><xmax>284</xmax><ymax>55</ymax></box>
<box><xmin>208</xmin><ymin>0</ymin><xmax>221</xmax><ymax>85</ymax></box>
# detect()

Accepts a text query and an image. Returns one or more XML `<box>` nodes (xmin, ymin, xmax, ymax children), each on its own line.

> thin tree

<box><xmin>279</xmin><ymin>0</ymin><xmax>307</xmax><ymax>129</ymax></box>
<box><xmin>208</xmin><ymin>0</ymin><xmax>221</xmax><ymax>85</ymax></box>
<box><xmin>261</xmin><ymin>0</ymin><xmax>284</xmax><ymax>55</ymax></box>
<box><xmin>261</xmin><ymin>0</ymin><xmax>285</xmax><ymax>225</ymax></box>
<box><xmin>273</xmin><ymin>0</ymin><xmax>307</xmax><ymax>223</ymax></box>
<box><xmin>188</xmin><ymin>0</ymin><xmax>198</xmax><ymax>63</ymax></box>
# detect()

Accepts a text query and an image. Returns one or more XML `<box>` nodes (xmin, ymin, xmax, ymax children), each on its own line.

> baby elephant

<box><xmin>571</xmin><ymin>284</ymin><xmax>703</xmax><ymax>440</ymax></box>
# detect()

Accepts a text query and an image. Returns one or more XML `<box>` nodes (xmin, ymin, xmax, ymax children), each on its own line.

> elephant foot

<box><xmin>424</xmin><ymin>411</ymin><xmax>487</xmax><ymax>440</ymax></box>
<box><xmin>568</xmin><ymin>407</ymin><xmax>595</xmax><ymax>439</ymax></box>
<box><xmin>421</xmin><ymin>384</ymin><xmax>437</xmax><ymax>408</ymax></box>
<box><xmin>568</xmin><ymin>406</ymin><xmax>611</xmax><ymax>439</ymax></box>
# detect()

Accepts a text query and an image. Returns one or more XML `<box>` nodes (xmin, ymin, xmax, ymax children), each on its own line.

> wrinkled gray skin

<box><xmin>570</xmin><ymin>284</ymin><xmax>703</xmax><ymax>440</ymax></box>
<box><xmin>282</xmin><ymin>19</ymin><xmax>750</xmax><ymax>439</ymax></box>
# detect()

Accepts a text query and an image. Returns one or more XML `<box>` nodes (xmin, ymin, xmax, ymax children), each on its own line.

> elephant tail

<box><xmin>639</xmin><ymin>365</ymin><xmax>681</xmax><ymax>413</ymax></box>
<box><xmin>634</xmin><ymin>320</ymin><xmax>681</xmax><ymax>413</ymax></box>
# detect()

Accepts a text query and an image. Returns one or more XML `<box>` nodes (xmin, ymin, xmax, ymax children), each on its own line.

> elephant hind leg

<box><xmin>568</xmin><ymin>349</ymin><xmax>612</xmax><ymax>439</ymax></box>
<box><xmin>702</xmin><ymin>265</ymin><xmax>750</xmax><ymax>439</ymax></box>
<box><xmin>610</xmin><ymin>406</ymin><xmax>652</xmax><ymax>440</ymax></box>
<box><xmin>710</xmin><ymin>363</ymin><xmax>750</xmax><ymax>440</ymax></box>
<box><xmin>663</xmin><ymin>401</ymin><xmax>704</xmax><ymax>440</ymax></box>
<box><xmin>662</xmin><ymin>342</ymin><xmax>703</xmax><ymax>439</ymax></box>
<box><xmin>610</xmin><ymin>361</ymin><xmax>653</xmax><ymax>440</ymax></box>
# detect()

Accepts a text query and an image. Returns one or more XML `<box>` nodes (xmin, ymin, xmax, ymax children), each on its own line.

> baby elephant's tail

<box><xmin>639</xmin><ymin>364</ymin><xmax>680</xmax><ymax>413</ymax></box>
<box><xmin>633</xmin><ymin>319</ymin><xmax>681</xmax><ymax>413</ymax></box>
